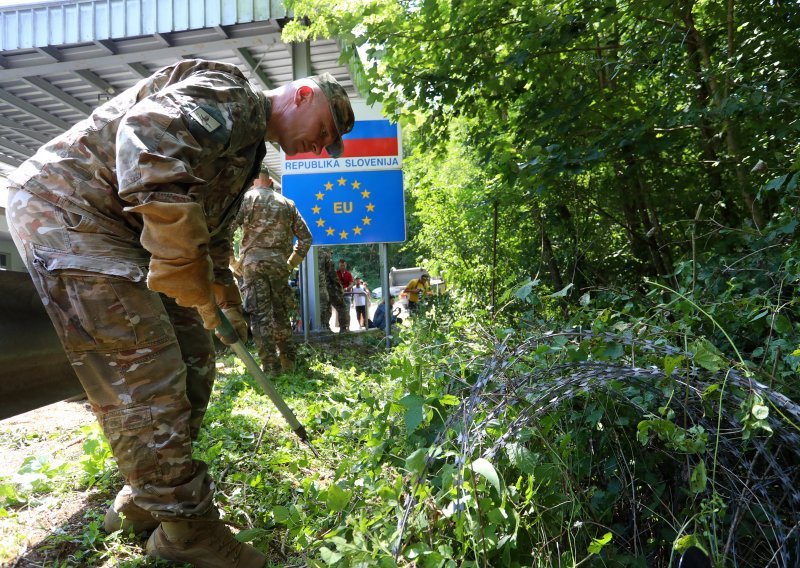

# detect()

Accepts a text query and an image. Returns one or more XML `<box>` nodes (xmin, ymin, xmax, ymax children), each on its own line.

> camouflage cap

<box><xmin>258</xmin><ymin>162</ymin><xmax>270</xmax><ymax>174</ymax></box>
<box><xmin>309</xmin><ymin>73</ymin><xmax>354</xmax><ymax>158</ymax></box>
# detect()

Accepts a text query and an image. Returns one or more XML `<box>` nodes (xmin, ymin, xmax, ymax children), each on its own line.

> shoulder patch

<box><xmin>184</xmin><ymin>104</ymin><xmax>229</xmax><ymax>144</ymax></box>
<box><xmin>188</xmin><ymin>106</ymin><xmax>221</xmax><ymax>132</ymax></box>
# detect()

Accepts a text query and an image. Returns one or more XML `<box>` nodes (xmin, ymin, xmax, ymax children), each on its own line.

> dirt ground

<box><xmin>0</xmin><ymin>399</ymin><xmax>119</xmax><ymax>567</ymax></box>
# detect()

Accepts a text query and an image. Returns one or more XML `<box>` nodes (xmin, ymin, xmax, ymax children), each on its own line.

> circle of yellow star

<box><xmin>308</xmin><ymin>176</ymin><xmax>382</xmax><ymax>242</ymax></box>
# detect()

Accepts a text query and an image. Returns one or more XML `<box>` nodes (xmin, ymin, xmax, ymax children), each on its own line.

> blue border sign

<box><xmin>283</xmin><ymin>170</ymin><xmax>406</xmax><ymax>245</ymax></box>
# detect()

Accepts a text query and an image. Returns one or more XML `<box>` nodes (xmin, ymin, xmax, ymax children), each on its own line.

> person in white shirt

<box><xmin>353</xmin><ymin>279</ymin><xmax>371</xmax><ymax>328</ymax></box>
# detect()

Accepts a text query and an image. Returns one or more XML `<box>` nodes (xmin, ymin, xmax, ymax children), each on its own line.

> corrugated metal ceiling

<box><xmin>0</xmin><ymin>0</ymin><xmax>364</xmax><ymax>171</ymax></box>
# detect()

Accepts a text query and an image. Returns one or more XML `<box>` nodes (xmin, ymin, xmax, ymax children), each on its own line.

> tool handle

<box><xmin>215</xmin><ymin>308</ymin><xmax>303</xmax><ymax>432</ymax></box>
<box><xmin>214</xmin><ymin>306</ymin><xmax>240</xmax><ymax>344</ymax></box>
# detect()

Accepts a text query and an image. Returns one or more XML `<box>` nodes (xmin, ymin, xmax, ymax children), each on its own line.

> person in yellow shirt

<box><xmin>403</xmin><ymin>273</ymin><xmax>432</xmax><ymax>314</ymax></box>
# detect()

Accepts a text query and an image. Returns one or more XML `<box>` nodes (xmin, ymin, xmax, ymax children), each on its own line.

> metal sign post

<box><xmin>299</xmin><ymin>259</ymin><xmax>309</xmax><ymax>341</ymax></box>
<box><xmin>379</xmin><ymin>243</ymin><xmax>391</xmax><ymax>347</ymax></box>
<box><xmin>299</xmin><ymin>247</ymin><xmax>320</xmax><ymax>338</ymax></box>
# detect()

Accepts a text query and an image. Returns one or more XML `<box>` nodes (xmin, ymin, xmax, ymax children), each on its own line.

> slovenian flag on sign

<box><xmin>285</xmin><ymin>120</ymin><xmax>399</xmax><ymax>160</ymax></box>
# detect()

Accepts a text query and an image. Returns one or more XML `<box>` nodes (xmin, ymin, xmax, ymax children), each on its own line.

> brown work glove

<box><xmin>127</xmin><ymin>200</ymin><xmax>219</xmax><ymax>330</ymax></box>
<box><xmin>213</xmin><ymin>282</ymin><xmax>248</xmax><ymax>344</ymax></box>
<box><xmin>287</xmin><ymin>251</ymin><xmax>303</xmax><ymax>270</ymax></box>
<box><xmin>149</xmin><ymin>256</ymin><xmax>219</xmax><ymax>328</ymax></box>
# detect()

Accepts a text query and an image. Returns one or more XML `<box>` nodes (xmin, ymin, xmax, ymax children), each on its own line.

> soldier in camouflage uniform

<box><xmin>6</xmin><ymin>59</ymin><xmax>353</xmax><ymax>568</ymax></box>
<box><xmin>318</xmin><ymin>253</ymin><xmax>331</xmax><ymax>330</ymax></box>
<box><xmin>234</xmin><ymin>167</ymin><xmax>311</xmax><ymax>374</ymax></box>
<box><xmin>318</xmin><ymin>248</ymin><xmax>350</xmax><ymax>332</ymax></box>
<box><xmin>318</xmin><ymin>249</ymin><xmax>332</xmax><ymax>330</ymax></box>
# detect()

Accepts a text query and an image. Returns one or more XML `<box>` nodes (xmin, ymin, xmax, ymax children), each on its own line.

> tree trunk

<box><xmin>637</xmin><ymin>171</ymin><xmax>677</xmax><ymax>286</ymax></box>
<box><xmin>540</xmin><ymin>218</ymin><xmax>564</xmax><ymax>294</ymax></box>
<box><xmin>616</xmin><ymin>175</ymin><xmax>651</xmax><ymax>269</ymax></box>
<box><xmin>681</xmin><ymin>0</ymin><xmax>765</xmax><ymax>228</ymax></box>
<box><xmin>491</xmin><ymin>200</ymin><xmax>498</xmax><ymax>318</ymax></box>
<box><xmin>683</xmin><ymin>26</ymin><xmax>727</xmax><ymax>210</ymax></box>
<box><xmin>618</xmin><ymin>148</ymin><xmax>677</xmax><ymax>283</ymax></box>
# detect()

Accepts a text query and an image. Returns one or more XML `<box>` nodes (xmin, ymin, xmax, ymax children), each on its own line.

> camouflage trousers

<box><xmin>320</xmin><ymin>286</ymin><xmax>350</xmax><ymax>331</ymax></box>
<box><xmin>318</xmin><ymin>282</ymin><xmax>330</xmax><ymax>330</ymax></box>
<box><xmin>6</xmin><ymin>188</ymin><xmax>215</xmax><ymax>520</ymax></box>
<box><xmin>241</xmin><ymin>260</ymin><xmax>295</xmax><ymax>372</ymax></box>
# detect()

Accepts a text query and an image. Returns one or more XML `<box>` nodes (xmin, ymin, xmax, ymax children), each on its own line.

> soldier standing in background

<box><xmin>319</xmin><ymin>248</ymin><xmax>350</xmax><ymax>332</ymax></box>
<box><xmin>6</xmin><ymin>58</ymin><xmax>353</xmax><ymax>567</ymax></box>
<box><xmin>234</xmin><ymin>166</ymin><xmax>312</xmax><ymax>374</ymax></box>
<box><xmin>318</xmin><ymin>250</ymin><xmax>332</xmax><ymax>330</ymax></box>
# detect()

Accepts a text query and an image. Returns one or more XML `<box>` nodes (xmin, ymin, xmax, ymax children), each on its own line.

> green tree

<box><xmin>284</xmin><ymin>0</ymin><xmax>800</xmax><ymax>299</ymax></box>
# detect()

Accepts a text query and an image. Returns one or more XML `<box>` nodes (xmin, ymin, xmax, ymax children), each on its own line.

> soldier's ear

<box><xmin>295</xmin><ymin>85</ymin><xmax>314</xmax><ymax>106</ymax></box>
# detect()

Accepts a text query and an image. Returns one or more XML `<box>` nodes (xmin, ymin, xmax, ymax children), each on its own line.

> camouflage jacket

<box><xmin>9</xmin><ymin>59</ymin><xmax>268</xmax><ymax>285</ymax></box>
<box><xmin>234</xmin><ymin>185</ymin><xmax>312</xmax><ymax>267</ymax></box>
